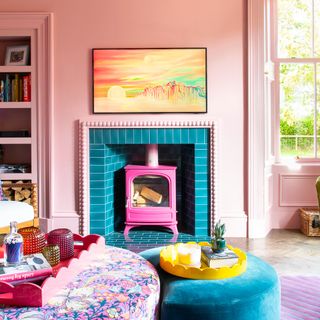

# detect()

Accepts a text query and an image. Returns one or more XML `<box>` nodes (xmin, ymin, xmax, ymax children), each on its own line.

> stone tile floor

<box><xmin>228</xmin><ymin>229</ymin><xmax>320</xmax><ymax>276</ymax></box>
<box><xmin>106</xmin><ymin>228</ymin><xmax>320</xmax><ymax>276</ymax></box>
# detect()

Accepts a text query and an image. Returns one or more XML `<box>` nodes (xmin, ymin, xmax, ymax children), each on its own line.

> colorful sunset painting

<box><xmin>93</xmin><ymin>48</ymin><xmax>207</xmax><ymax>113</ymax></box>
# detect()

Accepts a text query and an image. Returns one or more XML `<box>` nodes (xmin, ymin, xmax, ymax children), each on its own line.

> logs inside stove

<box><xmin>124</xmin><ymin>144</ymin><xmax>178</xmax><ymax>235</ymax></box>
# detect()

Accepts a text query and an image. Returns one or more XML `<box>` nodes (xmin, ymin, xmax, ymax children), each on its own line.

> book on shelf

<box><xmin>23</xmin><ymin>74</ymin><xmax>31</xmax><ymax>102</ymax></box>
<box><xmin>0</xmin><ymin>79</ymin><xmax>4</xmax><ymax>102</ymax></box>
<box><xmin>4</xmin><ymin>74</ymin><xmax>11</xmax><ymax>102</ymax></box>
<box><xmin>19</xmin><ymin>77</ymin><xmax>23</xmax><ymax>101</ymax></box>
<box><xmin>11</xmin><ymin>74</ymin><xmax>19</xmax><ymax>102</ymax></box>
<box><xmin>201</xmin><ymin>246</ymin><xmax>239</xmax><ymax>268</ymax></box>
<box><xmin>0</xmin><ymin>130</ymin><xmax>29</xmax><ymax>137</ymax></box>
<box><xmin>0</xmin><ymin>253</ymin><xmax>52</xmax><ymax>284</ymax></box>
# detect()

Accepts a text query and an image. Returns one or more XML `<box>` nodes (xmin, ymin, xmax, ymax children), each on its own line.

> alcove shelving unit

<box><xmin>0</xmin><ymin>33</ymin><xmax>37</xmax><ymax>183</ymax></box>
<box><xmin>0</xmin><ymin>13</ymin><xmax>52</xmax><ymax>226</ymax></box>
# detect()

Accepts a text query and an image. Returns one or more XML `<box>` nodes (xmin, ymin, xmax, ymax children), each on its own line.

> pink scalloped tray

<box><xmin>0</xmin><ymin>234</ymin><xmax>105</xmax><ymax>307</ymax></box>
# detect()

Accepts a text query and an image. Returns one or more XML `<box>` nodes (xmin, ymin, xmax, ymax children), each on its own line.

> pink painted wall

<box><xmin>0</xmin><ymin>0</ymin><xmax>246</xmax><ymax>233</ymax></box>
<box><xmin>271</xmin><ymin>164</ymin><xmax>320</xmax><ymax>229</ymax></box>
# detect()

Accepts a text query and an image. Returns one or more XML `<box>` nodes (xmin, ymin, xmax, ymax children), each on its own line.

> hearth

<box><xmin>79</xmin><ymin>121</ymin><xmax>216</xmax><ymax>237</ymax></box>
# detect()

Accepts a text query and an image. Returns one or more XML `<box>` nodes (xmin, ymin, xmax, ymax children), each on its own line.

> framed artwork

<box><xmin>92</xmin><ymin>48</ymin><xmax>207</xmax><ymax>114</ymax></box>
<box><xmin>5</xmin><ymin>45</ymin><xmax>30</xmax><ymax>66</ymax></box>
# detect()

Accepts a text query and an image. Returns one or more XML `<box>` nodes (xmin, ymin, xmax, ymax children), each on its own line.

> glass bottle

<box><xmin>4</xmin><ymin>221</ymin><xmax>23</xmax><ymax>266</ymax></box>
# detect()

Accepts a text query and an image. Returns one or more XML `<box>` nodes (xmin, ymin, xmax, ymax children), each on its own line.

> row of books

<box><xmin>0</xmin><ymin>253</ymin><xmax>52</xmax><ymax>285</ymax></box>
<box><xmin>0</xmin><ymin>73</ymin><xmax>31</xmax><ymax>103</ymax></box>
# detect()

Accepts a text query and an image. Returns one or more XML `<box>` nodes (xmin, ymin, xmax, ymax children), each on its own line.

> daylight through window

<box><xmin>276</xmin><ymin>0</ymin><xmax>320</xmax><ymax>158</ymax></box>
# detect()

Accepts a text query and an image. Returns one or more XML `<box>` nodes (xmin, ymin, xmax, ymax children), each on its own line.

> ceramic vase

<box><xmin>212</xmin><ymin>238</ymin><xmax>226</xmax><ymax>253</ymax></box>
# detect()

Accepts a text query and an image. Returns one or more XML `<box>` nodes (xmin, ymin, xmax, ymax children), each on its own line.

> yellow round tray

<box><xmin>159</xmin><ymin>242</ymin><xmax>247</xmax><ymax>280</ymax></box>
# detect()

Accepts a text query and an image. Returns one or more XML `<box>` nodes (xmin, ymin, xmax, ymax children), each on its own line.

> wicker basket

<box><xmin>300</xmin><ymin>208</ymin><xmax>320</xmax><ymax>237</ymax></box>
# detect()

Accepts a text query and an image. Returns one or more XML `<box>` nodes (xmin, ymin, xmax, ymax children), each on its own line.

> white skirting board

<box><xmin>40</xmin><ymin>211</ymin><xmax>79</xmax><ymax>233</ymax></box>
<box><xmin>248</xmin><ymin>216</ymin><xmax>272</xmax><ymax>238</ymax></box>
<box><xmin>219</xmin><ymin>211</ymin><xmax>248</xmax><ymax>237</ymax></box>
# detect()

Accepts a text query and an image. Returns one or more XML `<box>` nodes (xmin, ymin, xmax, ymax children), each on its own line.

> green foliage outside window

<box><xmin>278</xmin><ymin>0</ymin><xmax>320</xmax><ymax>157</ymax></box>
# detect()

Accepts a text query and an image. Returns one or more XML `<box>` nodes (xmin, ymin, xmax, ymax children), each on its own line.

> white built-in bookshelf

<box><xmin>0</xmin><ymin>13</ymin><xmax>52</xmax><ymax>223</ymax></box>
<box><xmin>0</xmin><ymin>33</ymin><xmax>37</xmax><ymax>183</ymax></box>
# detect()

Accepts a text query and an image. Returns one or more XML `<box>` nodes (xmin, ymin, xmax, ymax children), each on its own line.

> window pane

<box><xmin>278</xmin><ymin>0</ymin><xmax>312</xmax><ymax>58</ymax></box>
<box><xmin>280</xmin><ymin>63</ymin><xmax>315</xmax><ymax>157</ymax></box>
<box><xmin>315</xmin><ymin>0</ymin><xmax>320</xmax><ymax>57</ymax></box>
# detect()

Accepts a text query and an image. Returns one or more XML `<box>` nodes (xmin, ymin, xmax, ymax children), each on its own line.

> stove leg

<box><xmin>168</xmin><ymin>224</ymin><xmax>178</xmax><ymax>235</ymax></box>
<box><xmin>124</xmin><ymin>225</ymin><xmax>133</xmax><ymax>235</ymax></box>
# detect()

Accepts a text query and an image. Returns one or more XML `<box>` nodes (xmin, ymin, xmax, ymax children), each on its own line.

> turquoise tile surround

<box><xmin>90</xmin><ymin>128</ymin><xmax>210</xmax><ymax>237</ymax></box>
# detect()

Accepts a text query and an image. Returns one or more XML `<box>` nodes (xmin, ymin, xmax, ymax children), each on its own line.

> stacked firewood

<box><xmin>1</xmin><ymin>181</ymin><xmax>35</xmax><ymax>205</ymax></box>
<box><xmin>133</xmin><ymin>186</ymin><xmax>163</xmax><ymax>206</ymax></box>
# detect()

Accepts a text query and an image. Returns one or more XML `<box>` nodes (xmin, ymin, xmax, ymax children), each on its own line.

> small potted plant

<box><xmin>211</xmin><ymin>220</ymin><xmax>226</xmax><ymax>253</ymax></box>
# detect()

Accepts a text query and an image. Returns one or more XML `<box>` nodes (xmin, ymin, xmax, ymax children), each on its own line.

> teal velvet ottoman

<box><xmin>140</xmin><ymin>247</ymin><xmax>280</xmax><ymax>320</ymax></box>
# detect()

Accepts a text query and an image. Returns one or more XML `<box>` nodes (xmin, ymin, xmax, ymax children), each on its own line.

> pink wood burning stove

<box><xmin>124</xmin><ymin>145</ymin><xmax>178</xmax><ymax>235</ymax></box>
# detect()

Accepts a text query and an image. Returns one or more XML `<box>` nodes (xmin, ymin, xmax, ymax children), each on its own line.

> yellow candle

<box><xmin>176</xmin><ymin>243</ymin><xmax>201</xmax><ymax>267</ymax></box>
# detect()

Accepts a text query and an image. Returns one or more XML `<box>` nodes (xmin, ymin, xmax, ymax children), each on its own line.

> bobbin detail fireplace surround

<box><xmin>79</xmin><ymin>121</ymin><xmax>217</xmax><ymax>237</ymax></box>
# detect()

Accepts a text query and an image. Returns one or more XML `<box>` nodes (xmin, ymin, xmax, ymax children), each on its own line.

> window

<box><xmin>274</xmin><ymin>0</ymin><xmax>320</xmax><ymax>158</ymax></box>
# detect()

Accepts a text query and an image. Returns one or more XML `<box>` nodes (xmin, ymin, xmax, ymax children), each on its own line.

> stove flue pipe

<box><xmin>145</xmin><ymin>144</ymin><xmax>159</xmax><ymax>167</ymax></box>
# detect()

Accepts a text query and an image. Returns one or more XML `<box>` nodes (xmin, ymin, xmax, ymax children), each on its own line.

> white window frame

<box><xmin>248</xmin><ymin>0</ymin><xmax>272</xmax><ymax>238</ymax></box>
<box><xmin>271</xmin><ymin>0</ymin><xmax>320</xmax><ymax>161</ymax></box>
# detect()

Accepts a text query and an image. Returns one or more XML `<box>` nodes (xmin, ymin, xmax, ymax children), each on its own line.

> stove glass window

<box><xmin>131</xmin><ymin>175</ymin><xmax>169</xmax><ymax>207</ymax></box>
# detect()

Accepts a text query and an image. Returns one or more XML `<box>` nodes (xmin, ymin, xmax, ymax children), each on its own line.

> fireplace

<box><xmin>124</xmin><ymin>144</ymin><xmax>178</xmax><ymax>234</ymax></box>
<box><xmin>79</xmin><ymin>121</ymin><xmax>216</xmax><ymax>237</ymax></box>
